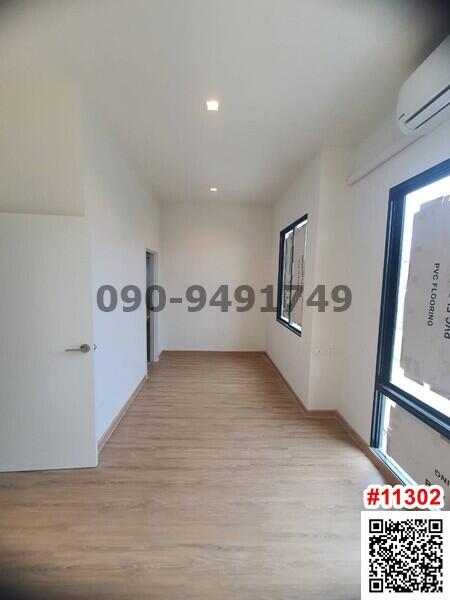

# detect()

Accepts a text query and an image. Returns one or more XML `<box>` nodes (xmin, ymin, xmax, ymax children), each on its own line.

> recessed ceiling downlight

<box><xmin>210</xmin><ymin>187</ymin><xmax>218</xmax><ymax>192</ymax></box>
<box><xmin>206</xmin><ymin>99</ymin><xmax>219</xmax><ymax>111</ymax></box>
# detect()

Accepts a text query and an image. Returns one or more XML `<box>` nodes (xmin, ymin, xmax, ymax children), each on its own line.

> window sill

<box><xmin>276</xmin><ymin>317</ymin><xmax>302</xmax><ymax>338</ymax></box>
<box><xmin>371</xmin><ymin>447</ymin><xmax>414</xmax><ymax>486</ymax></box>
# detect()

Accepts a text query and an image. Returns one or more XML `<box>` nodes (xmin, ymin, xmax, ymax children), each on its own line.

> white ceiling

<box><xmin>1</xmin><ymin>0</ymin><xmax>449</xmax><ymax>204</ymax></box>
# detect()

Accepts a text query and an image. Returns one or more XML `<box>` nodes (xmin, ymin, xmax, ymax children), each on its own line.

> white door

<box><xmin>0</xmin><ymin>214</ymin><xmax>97</xmax><ymax>472</ymax></box>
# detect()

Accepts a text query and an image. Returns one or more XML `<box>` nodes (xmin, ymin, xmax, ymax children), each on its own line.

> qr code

<box><xmin>361</xmin><ymin>511</ymin><xmax>450</xmax><ymax>598</ymax></box>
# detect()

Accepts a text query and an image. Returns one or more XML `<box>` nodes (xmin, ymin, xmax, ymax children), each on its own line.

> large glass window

<box><xmin>372</xmin><ymin>159</ymin><xmax>450</xmax><ymax>482</ymax></box>
<box><xmin>277</xmin><ymin>214</ymin><xmax>307</xmax><ymax>335</ymax></box>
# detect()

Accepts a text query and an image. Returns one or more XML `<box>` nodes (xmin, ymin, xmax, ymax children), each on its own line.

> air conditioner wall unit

<box><xmin>397</xmin><ymin>35</ymin><xmax>450</xmax><ymax>136</ymax></box>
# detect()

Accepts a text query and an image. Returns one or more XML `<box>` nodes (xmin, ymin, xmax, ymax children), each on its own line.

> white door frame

<box><xmin>146</xmin><ymin>249</ymin><xmax>159</xmax><ymax>363</ymax></box>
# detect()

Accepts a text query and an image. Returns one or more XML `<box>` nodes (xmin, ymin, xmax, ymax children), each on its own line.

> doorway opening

<box><xmin>146</xmin><ymin>250</ymin><xmax>158</xmax><ymax>371</ymax></box>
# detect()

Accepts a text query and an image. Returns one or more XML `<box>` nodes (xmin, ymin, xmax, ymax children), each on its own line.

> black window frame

<box><xmin>276</xmin><ymin>213</ymin><xmax>308</xmax><ymax>337</ymax></box>
<box><xmin>371</xmin><ymin>158</ymin><xmax>450</xmax><ymax>466</ymax></box>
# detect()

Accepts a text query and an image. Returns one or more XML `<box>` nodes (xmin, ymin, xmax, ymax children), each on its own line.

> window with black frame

<box><xmin>372</xmin><ymin>158</ymin><xmax>450</xmax><ymax>482</ymax></box>
<box><xmin>276</xmin><ymin>214</ymin><xmax>307</xmax><ymax>336</ymax></box>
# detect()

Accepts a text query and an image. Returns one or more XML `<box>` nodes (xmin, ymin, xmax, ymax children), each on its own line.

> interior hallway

<box><xmin>0</xmin><ymin>352</ymin><xmax>384</xmax><ymax>599</ymax></box>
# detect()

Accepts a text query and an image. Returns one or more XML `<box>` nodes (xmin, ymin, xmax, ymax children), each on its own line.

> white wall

<box><xmin>266</xmin><ymin>153</ymin><xmax>322</xmax><ymax>407</ymax></box>
<box><xmin>308</xmin><ymin>146</ymin><xmax>353</xmax><ymax>410</ymax></box>
<box><xmin>161</xmin><ymin>202</ymin><xmax>271</xmax><ymax>351</ymax></box>
<box><xmin>82</xmin><ymin>106</ymin><xmax>161</xmax><ymax>441</ymax></box>
<box><xmin>0</xmin><ymin>68</ymin><xmax>84</xmax><ymax>216</ymax></box>
<box><xmin>268</xmin><ymin>117</ymin><xmax>449</xmax><ymax>438</ymax></box>
<box><xmin>338</xmin><ymin>118</ymin><xmax>450</xmax><ymax>443</ymax></box>
<box><xmin>266</xmin><ymin>147</ymin><xmax>354</xmax><ymax>411</ymax></box>
<box><xmin>0</xmin><ymin>62</ymin><xmax>163</xmax><ymax>445</ymax></box>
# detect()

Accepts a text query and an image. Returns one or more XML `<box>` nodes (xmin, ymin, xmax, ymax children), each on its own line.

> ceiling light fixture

<box><xmin>210</xmin><ymin>187</ymin><xmax>218</xmax><ymax>192</ymax></box>
<box><xmin>206</xmin><ymin>99</ymin><xmax>219</xmax><ymax>111</ymax></box>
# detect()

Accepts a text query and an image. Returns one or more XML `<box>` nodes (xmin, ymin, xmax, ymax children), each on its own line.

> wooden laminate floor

<box><xmin>0</xmin><ymin>352</ymin><xmax>384</xmax><ymax>600</ymax></box>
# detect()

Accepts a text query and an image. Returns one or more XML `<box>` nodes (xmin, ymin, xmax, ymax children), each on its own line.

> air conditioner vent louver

<box><xmin>397</xmin><ymin>36</ymin><xmax>450</xmax><ymax>136</ymax></box>
<box><xmin>413</xmin><ymin>100</ymin><xmax>450</xmax><ymax>131</ymax></box>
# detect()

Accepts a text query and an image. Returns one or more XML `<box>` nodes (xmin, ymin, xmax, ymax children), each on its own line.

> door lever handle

<box><xmin>65</xmin><ymin>344</ymin><xmax>91</xmax><ymax>354</ymax></box>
